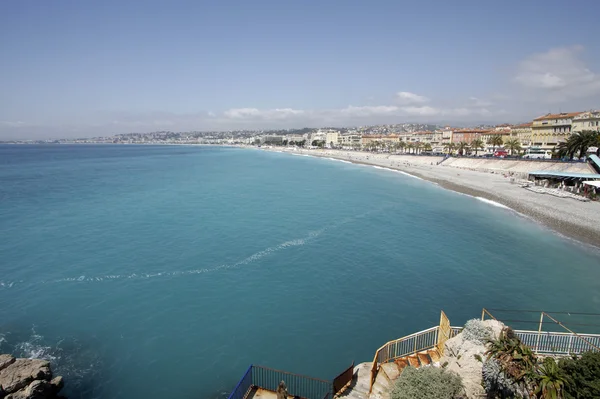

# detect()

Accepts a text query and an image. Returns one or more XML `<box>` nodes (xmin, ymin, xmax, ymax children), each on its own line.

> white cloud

<box><xmin>399</xmin><ymin>106</ymin><xmax>439</xmax><ymax>116</ymax></box>
<box><xmin>340</xmin><ymin>105</ymin><xmax>399</xmax><ymax>117</ymax></box>
<box><xmin>514</xmin><ymin>45</ymin><xmax>600</xmax><ymax>100</ymax></box>
<box><xmin>395</xmin><ymin>91</ymin><xmax>429</xmax><ymax>105</ymax></box>
<box><xmin>0</xmin><ymin>121</ymin><xmax>28</xmax><ymax>128</ymax></box>
<box><xmin>468</xmin><ymin>97</ymin><xmax>492</xmax><ymax>107</ymax></box>
<box><xmin>223</xmin><ymin>107</ymin><xmax>305</xmax><ymax>120</ymax></box>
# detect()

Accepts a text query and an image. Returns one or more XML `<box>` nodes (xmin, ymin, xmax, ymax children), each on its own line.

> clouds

<box><xmin>396</xmin><ymin>91</ymin><xmax>430</xmax><ymax>105</ymax></box>
<box><xmin>5</xmin><ymin>45</ymin><xmax>599</xmax><ymax>139</ymax></box>
<box><xmin>223</xmin><ymin>108</ymin><xmax>305</xmax><ymax>120</ymax></box>
<box><xmin>514</xmin><ymin>45</ymin><xmax>600</xmax><ymax>101</ymax></box>
<box><xmin>0</xmin><ymin>91</ymin><xmax>501</xmax><ymax>138</ymax></box>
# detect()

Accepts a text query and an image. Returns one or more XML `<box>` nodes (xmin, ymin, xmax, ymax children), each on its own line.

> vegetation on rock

<box><xmin>391</xmin><ymin>366</ymin><xmax>464</xmax><ymax>399</ymax></box>
<box><xmin>462</xmin><ymin>319</ymin><xmax>493</xmax><ymax>345</ymax></box>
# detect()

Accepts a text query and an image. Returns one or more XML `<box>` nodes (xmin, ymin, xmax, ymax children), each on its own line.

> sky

<box><xmin>1</xmin><ymin>0</ymin><xmax>599</xmax><ymax>139</ymax></box>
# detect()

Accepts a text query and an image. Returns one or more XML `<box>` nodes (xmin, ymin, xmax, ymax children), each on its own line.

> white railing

<box><xmin>515</xmin><ymin>330</ymin><xmax>600</xmax><ymax>356</ymax></box>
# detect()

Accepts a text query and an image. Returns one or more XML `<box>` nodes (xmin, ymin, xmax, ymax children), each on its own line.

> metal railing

<box><xmin>372</xmin><ymin>326</ymin><xmax>439</xmax><ymax>366</ymax></box>
<box><xmin>369</xmin><ymin>325</ymin><xmax>462</xmax><ymax>393</ymax></box>
<box><xmin>481</xmin><ymin>308</ymin><xmax>600</xmax><ymax>356</ymax></box>
<box><xmin>515</xmin><ymin>330</ymin><xmax>600</xmax><ymax>356</ymax></box>
<box><xmin>228</xmin><ymin>365</ymin><xmax>333</xmax><ymax>399</ymax></box>
<box><xmin>332</xmin><ymin>362</ymin><xmax>354</xmax><ymax>394</ymax></box>
<box><xmin>227</xmin><ymin>365</ymin><xmax>253</xmax><ymax>399</ymax></box>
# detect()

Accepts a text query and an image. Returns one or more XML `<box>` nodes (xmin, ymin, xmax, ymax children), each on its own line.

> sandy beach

<box><xmin>258</xmin><ymin>147</ymin><xmax>600</xmax><ymax>249</ymax></box>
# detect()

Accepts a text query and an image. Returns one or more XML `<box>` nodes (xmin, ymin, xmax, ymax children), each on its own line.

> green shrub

<box><xmin>462</xmin><ymin>318</ymin><xmax>492</xmax><ymax>344</ymax></box>
<box><xmin>560</xmin><ymin>351</ymin><xmax>600</xmax><ymax>399</ymax></box>
<box><xmin>391</xmin><ymin>366</ymin><xmax>464</xmax><ymax>399</ymax></box>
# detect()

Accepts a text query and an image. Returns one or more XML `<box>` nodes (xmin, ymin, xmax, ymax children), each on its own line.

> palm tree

<box><xmin>471</xmin><ymin>138</ymin><xmax>484</xmax><ymax>156</ymax></box>
<box><xmin>488</xmin><ymin>135</ymin><xmax>504</xmax><ymax>153</ymax></box>
<box><xmin>456</xmin><ymin>141</ymin><xmax>469</xmax><ymax>156</ymax></box>
<box><xmin>444</xmin><ymin>142</ymin><xmax>456</xmax><ymax>155</ymax></box>
<box><xmin>398</xmin><ymin>140</ymin><xmax>407</xmax><ymax>154</ymax></box>
<box><xmin>569</xmin><ymin>130</ymin><xmax>599</xmax><ymax>158</ymax></box>
<box><xmin>505</xmin><ymin>138</ymin><xmax>522</xmax><ymax>156</ymax></box>
<box><xmin>414</xmin><ymin>141</ymin><xmax>423</xmax><ymax>154</ymax></box>
<box><xmin>406</xmin><ymin>142</ymin><xmax>415</xmax><ymax>154</ymax></box>
<box><xmin>422</xmin><ymin>143</ymin><xmax>433</xmax><ymax>153</ymax></box>
<box><xmin>534</xmin><ymin>357</ymin><xmax>565</xmax><ymax>399</ymax></box>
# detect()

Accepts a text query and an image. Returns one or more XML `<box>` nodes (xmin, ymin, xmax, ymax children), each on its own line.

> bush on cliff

<box><xmin>560</xmin><ymin>351</ymin><xmax>600</xmax><ymax>399</ymax></box>
<box><xmin>462</xmin><ymin>319</ymin><xmax>493</xmax><ymax>345</ymax></box>
<box><xmin>391</xmin><ymin>366</ymin><xmax>464</xmax><ymax>399</ymax></box>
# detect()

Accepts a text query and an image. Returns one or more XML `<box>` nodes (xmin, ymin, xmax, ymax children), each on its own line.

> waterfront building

<box><xmin>309</xmin><ymin>132</ymin><xmax>327</xmax><ymax>145</ymax></box>
<box><xmin>481</xmin><ymin>128</ymin><xmax>511</xmax><ymax>152</ymax></box>
<box><xmin>361</xmin><ymin>134</ymin><xmax>400</xmax><ymax>147</ymax></box>
<box><xmin>286</xmin><ymin>134</ymin><xmax>308</xmax><ymax>144</ymax></box>
<box><xmin>338</xmin><ymin>134</ymin><xmax>362</xmax><ymax>148</ymax></box>
<box><xmin>325</xmin><ymin>131</ymin><xmax>340</xmax><ymax>148</ymax></box>
<box><xmin>450</xmin><ymin>129</ymin><xmax>489</xmax><ymax>145</ymax></box>
<box><xmin>572</xmin><ymin>110</ymin><xmax>600</xmax><ymax>133</ymax></box>
<box><xmin>531</xmin><ymin>112</ymin><xmax>582</xmax><ymax>151</ymax></box>
<box><xmin>511</xmin><ymin>123</ymin><xmax>533</xmax><ymax>147</ymax></box>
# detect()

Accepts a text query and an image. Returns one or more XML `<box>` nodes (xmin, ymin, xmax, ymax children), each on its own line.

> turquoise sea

<box><xmin>1</xmin><ymin>145</ymin><xmax>600</xmax><ymax>398</ymax></box>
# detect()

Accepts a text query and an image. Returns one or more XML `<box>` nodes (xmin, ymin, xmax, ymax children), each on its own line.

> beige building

<box><xmin>531</xmin><ymin>112</ymin><xmax>582</xmax><ymax>150</ymax></box>
<box><xmin>361</xmin><ymin>134</ymin><xmax>400</xmax><ymax>146</ymax></box>
<box><xmin>481</xmin><ymin>129</ymin><xmax>511</xmax><ymax>152</ymax></box>
<box><xmin>338</xmin><ymin>134</ymin><xmax>362</xmax><ymax>147</ymax></box>
<box><xmin>510</xmin><ymin>123</ymin><xmax>533</xmax><ymax>147</ymax></box>
<box><xmin>572</xmin><ymin>111</ymin><xmax>600</xmax><ymax>132</ymax></box>
<box><xmin>325</xmin><ymin>131</ymin><xmax>340</xmax><ymax>147</ymax></box>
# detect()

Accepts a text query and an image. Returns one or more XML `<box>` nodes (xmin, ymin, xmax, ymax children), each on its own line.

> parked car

<box><xmin>494</xmin><ymin>150</ymin><xmax>508</xmax><ymax>158</ymax></box>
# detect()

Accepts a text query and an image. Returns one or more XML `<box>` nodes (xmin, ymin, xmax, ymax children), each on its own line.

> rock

<box><xmin>49</xmin><ymin>378</ymin><xmax>62</xmax><ymax>394</ymax></box>
<box><xmin>0</xmin><ymin>359</ymin><xmax>51</xmax><ymax>394</ymax></box>
<box><xmin>483</xmin><ymin>319</ymin><xmax>504</xmax><ymax>340</ymax></box>
<box><xmin>5</xmin><ymin>380</ymin><xmax>54</xmax><ymax>399</ymax></box>
<box><xmin>0</xmin><ymin>356</ymin><xmax>15</xmax><ymax>372</ymax></box>
<box><xmin>440</xmin><ymin>322</ymin><xmax>505</xmax><ymax>399</ymax></box>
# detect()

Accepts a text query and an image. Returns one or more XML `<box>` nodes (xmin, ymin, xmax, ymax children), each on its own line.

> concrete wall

<box><xmin>441</xmin><ymin>157</ymin><xmax>594</xmax><ymax>174</ymax></box>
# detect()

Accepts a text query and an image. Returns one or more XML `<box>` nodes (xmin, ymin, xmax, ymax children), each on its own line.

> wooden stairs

<box><xmin>367</xmin><ymin>349</ymin><xmax>441</xmax><ymax>399</ymax></box>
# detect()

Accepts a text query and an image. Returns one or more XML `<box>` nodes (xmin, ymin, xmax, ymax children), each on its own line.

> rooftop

<box><xmin>533</xmin><ymin>112</ymin><xmax>583</xmax><ymax>121</ymax></box>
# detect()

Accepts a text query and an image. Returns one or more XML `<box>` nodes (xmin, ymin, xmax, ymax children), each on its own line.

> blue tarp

<box><xmin>589</xmin><ymin>154</ymin><xmax>600</xmax><ymax>170</ymax></box>
<box><xmin>529</xmin><ymin>171</ymin><xmax>600</xmax><ymax>179</ymax></box>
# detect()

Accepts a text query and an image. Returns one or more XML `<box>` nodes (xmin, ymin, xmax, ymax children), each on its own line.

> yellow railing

<box><xmin>368</xmin><ymin>311</ymin><xmax>458</xmax><ymax>393</ymax></box>
<box><xmin>369</xmin><ymin>326</ymin><xmax>439</xmax><ymax>393</ymax></box>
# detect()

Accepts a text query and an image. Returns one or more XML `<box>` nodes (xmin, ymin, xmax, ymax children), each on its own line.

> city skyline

<box><xmin>1</xmin><ymin>0</ymin><xmax>599</xmax><ymax>139</ymax></box>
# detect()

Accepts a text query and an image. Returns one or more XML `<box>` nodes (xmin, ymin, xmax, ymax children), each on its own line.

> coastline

<box><xmin>256</xmin><ymin>147</ymin><xmax>600</xmax><ymax>249</ymax></box>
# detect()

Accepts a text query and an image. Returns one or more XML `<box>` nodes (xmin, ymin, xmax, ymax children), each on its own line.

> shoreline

<box><xmin>257</xmin><ymin>147</ymin><xmax>600</xmax><ymax>249</ymax></box>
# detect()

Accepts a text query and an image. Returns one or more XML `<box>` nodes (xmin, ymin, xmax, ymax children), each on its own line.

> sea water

<box><xmin>1</xmin><ymin>145</ymin><xmax>599</xmax><ymax>398</ymax></box>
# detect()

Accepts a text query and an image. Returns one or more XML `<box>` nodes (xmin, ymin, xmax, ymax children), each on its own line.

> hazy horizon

<box><xmin>2</xmin><ymin>0</ymin><xmax>599</xmax><ymax>139</ymax></box>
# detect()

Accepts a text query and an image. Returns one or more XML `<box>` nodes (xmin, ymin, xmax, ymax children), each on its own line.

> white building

<box><xmin>572</xmin><ymin>111</ymin><xmax>600</xmax><ymax>133</ymax></box>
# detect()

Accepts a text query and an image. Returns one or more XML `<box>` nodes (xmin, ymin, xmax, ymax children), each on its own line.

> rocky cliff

<box><xmin>0</xmin><ymin>354</ymin><xmax>64</xmax><ymax>399</ymax></box>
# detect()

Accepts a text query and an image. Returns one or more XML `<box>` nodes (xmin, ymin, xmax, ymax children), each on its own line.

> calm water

<box><xmin>1</xmin><ymin>145</ymin><xmax>599</xmax><ymax>398</ymax></box>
